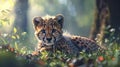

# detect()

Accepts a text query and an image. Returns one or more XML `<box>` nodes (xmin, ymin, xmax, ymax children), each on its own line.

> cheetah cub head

<box><xmin>33</xmin><ymin>14</ymin><xmax>64</xmax><ymax>46</ymax></box>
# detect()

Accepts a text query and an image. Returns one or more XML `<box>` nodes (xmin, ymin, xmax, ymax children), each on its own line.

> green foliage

<box><xmin>0</xmin><ymin>41</ymin><xmax>120</xmax><ymax>67</ymax></box>
<box><xmin>0</xmin><ymin>9</ymin><xmax>10</xmax><ymax>27</ymax></box>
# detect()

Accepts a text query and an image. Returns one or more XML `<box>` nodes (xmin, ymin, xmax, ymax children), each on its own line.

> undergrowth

<box><xmin>0</xmin><ymin>29</ymin><xmax>120</xmax><ymax>67</ymax></box>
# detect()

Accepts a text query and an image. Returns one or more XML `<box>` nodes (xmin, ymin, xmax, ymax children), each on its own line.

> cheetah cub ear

<box><xmin>54</xmin><ymin>14</ymin><xmax>64</xmax><ymax>28</ymax></box>
<box><xmin>33</xmin><ymin>17</ymin><xmax>43</xmax><ymax>29</ymax></box>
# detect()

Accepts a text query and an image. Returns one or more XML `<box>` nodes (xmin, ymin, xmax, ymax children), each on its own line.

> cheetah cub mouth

<box><xmin>33</xmin><ymin>14</ymin><xmax>64</xmax><ymax>46</ymax></box>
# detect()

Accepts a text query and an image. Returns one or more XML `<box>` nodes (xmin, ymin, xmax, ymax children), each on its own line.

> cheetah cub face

<box><xmin>33</xmin><ymin>14</ymin><xmax>64</xmax><ymax>46</ymax></box>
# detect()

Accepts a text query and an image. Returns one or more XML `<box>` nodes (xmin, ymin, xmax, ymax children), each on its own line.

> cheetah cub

<box><xmin>32</xmin><ymin>14</ymin><xmax>102</xmax><ymax>54</ymax></box>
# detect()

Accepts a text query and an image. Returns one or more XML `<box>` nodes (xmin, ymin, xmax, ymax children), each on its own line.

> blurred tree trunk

<box><xmin>89</xmin><ymin>0</ymin><xmax>110</xmax><ymax>41</ymax></box>
<box><xmin>90</xmin><ymin>0</ymin><xmax>120</xmax><ymax>43</ymax></box>
<box><xmin>14</xmin><ymin>0</ymin><xmax>29</xmax><ymax>32</ymax></box>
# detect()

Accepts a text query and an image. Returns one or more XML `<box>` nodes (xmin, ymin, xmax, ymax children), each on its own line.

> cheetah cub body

<box><xmin>32</xmin><ymin>14</ymin><xmax>101</xmax><ymax>54</ymax></box>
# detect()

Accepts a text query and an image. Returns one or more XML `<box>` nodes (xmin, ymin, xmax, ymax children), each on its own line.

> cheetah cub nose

<box><xmin>46</xmin><ymin>38</ymin><xmax>52</xmax><ymax>42</ymax></box>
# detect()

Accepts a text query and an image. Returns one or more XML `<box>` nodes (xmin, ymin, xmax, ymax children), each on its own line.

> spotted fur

<box><xmin>32</xmin><ymin>14</ymin><xmax>102</xmax><ymax>54</ymax></box>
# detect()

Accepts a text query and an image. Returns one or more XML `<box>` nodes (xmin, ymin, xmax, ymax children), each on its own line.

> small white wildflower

<box><xmin>110</xmin><ymin>28</ymin><xmax>115</xmax><ymax>32</ymax></box>
<box><xmin>88</xmin><ymin>54</ymin><xmax>92</xmax><ymax>57</ymax></box>
<box><xmin>105</xmin><ymin>39</ymin><xmax>109</xmax><ymax>43</ymax></box>
<box><xmin>14</xmin><ymin>50</ymin><xmax>17</xmax><ymax>53</ymax></box>
<box><xmin>72</xmin><ymin>58</ymin><xmax>77</xmax><ymax>63</ymax></box>
<box><xmin>6</xmin><ymin>49</ymin><xmax>9</xmax><ymax>52</ymax></box>
<box><xmin>82</xmin><ymin>49</ymin><xmax>86</xmax><ymax>52</ymax></box>
<box><xmin>95</xmin><ymin>38</ymin><xmax>98</xmax><ymax>41</ymax></box>
<box><xmin>2</xmin><ymin>33</ymin><xmax>8</xmax><ymax>37</ymax></box>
